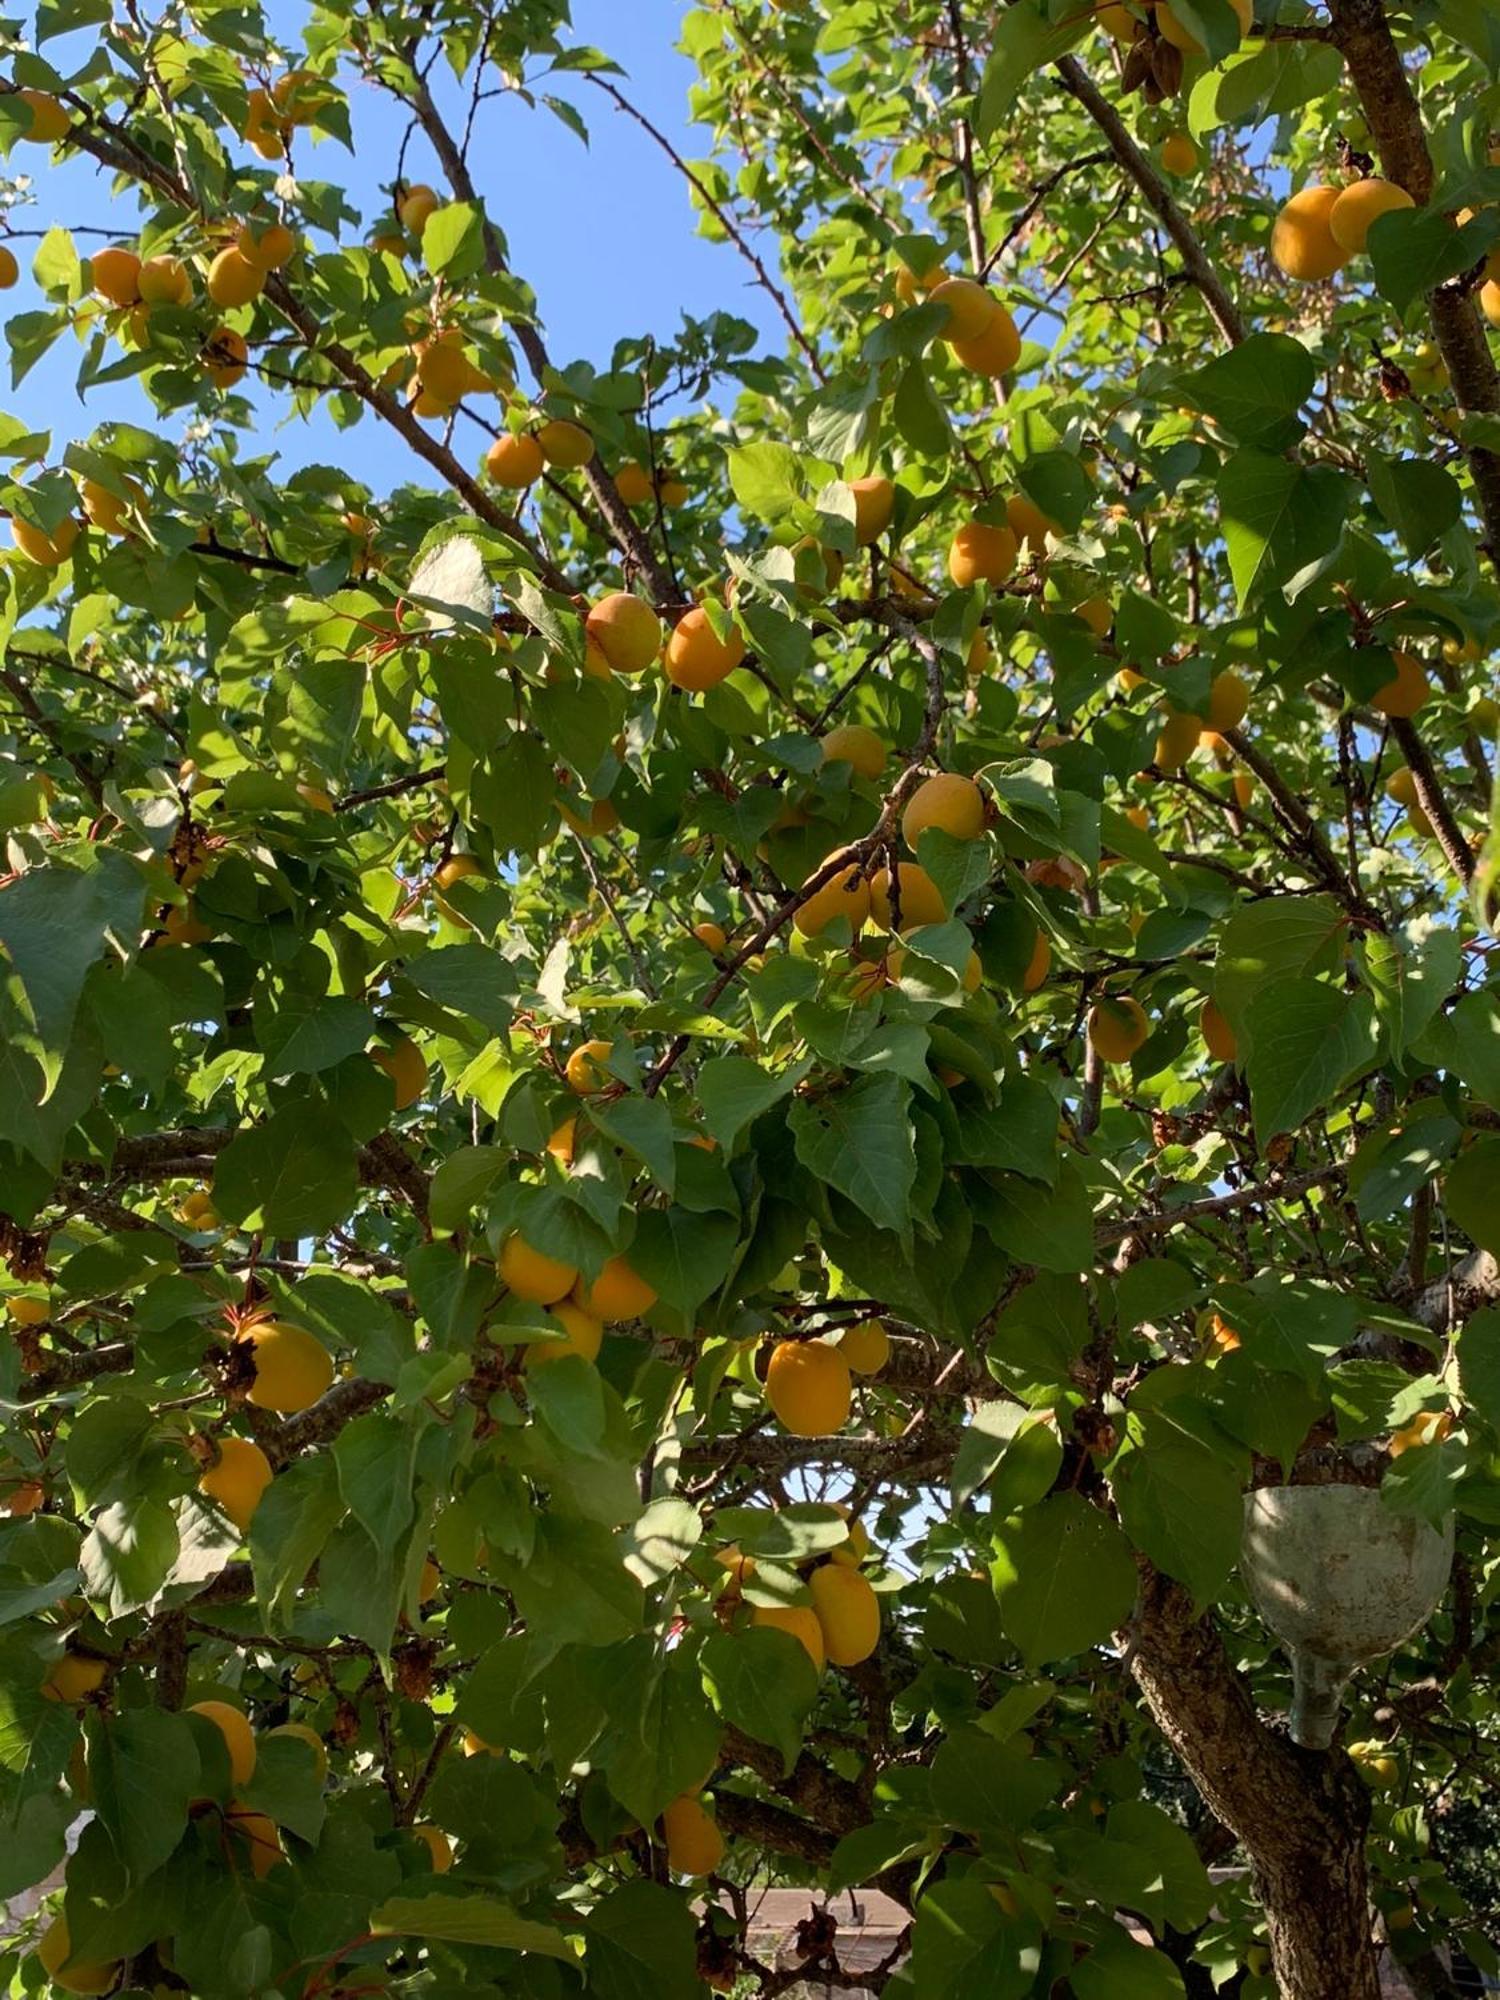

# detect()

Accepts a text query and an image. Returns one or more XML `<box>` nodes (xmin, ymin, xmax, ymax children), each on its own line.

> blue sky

<box><xmin>9</xmin><ymin>0</ymin><xmax>782</xmax><ymax>492</ymax></box>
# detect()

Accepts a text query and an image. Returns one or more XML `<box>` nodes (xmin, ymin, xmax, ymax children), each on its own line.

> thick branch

<box><xmin>1389</xmin><ymin>717</ymin><xmax>1476</xmax><ymax>886</ymax></box>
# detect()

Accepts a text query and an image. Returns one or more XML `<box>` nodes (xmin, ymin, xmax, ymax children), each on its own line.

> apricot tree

<box><xmin>0</xmin><ymin>1</ymin><xmax>1497</xmax><ymax>1997</ymax></box>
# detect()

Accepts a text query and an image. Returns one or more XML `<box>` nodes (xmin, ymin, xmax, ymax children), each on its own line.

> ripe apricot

<box><xmin>1385</xmin><ymin>765</ymin><xmax>1421</xmax><ymax>810</ymax></box>
<box><xmin>237</xmin><ymin>220</ymin><xmax>296</xmax><ymax>269</ymax></box>
<box><xmin>7</xmin><ymin>1294</ymin><xmax>50</xmax><ymax>1326</ymax></box>
<box><xmin>42</xmin><ymin>1653</ymin><xmax>109</xmax><ymax>1705</ymax></box>
<box><xmin>948</xmin><ymin>520</ymin><xmax>1018</xmax><ymax>588</ymax></box>
<box><xmin>461</xmin><ymin>1728</ymin><xmax>503</xmax><ymax>1757</ymax></box>
<box><xmin>572</xmin><ymin>1255</ymin><xmax>656</xmax><ymax>1322</ymax></box>
<box><xmin>821</xmin><ymin>724</ymin><xmax>887</xmax><ymax>779</ymax></box>
<box><xmin>1153</xmin><ymin>0</ymin><xmax>1249</xmax><ymax>47</ymax></box>
<box><xmin>1160</xmin><ymin>133</ymin><xmax>1196</xmax><ymax>175</ymax></box>
<box><xmin>1390</xmin><ymin>1409</ymin><xmax>1453</xmax><ymax>1456</ymax></box>
<box><xmin>499</xmin><ymin>1233</ymin><xmax>577</xmax><ymax>1305</ymax></box>
<box><xmin>17</xmin><ymin>89</ymin><xmax>68</xmax><ymax>143</ymax></box>
<box><xmin>12</xmin><ymin>514</ymin><xmax>79</xmax><ymax>566</ymax></box>
<box><xmin>894</xmin><ymin>260</ymin><xmax>942</xmax><ymax>304</ymax></box>
<box><xmin>1204</xmin><ymin>669</ymin><xmax>1248</xmax><ymax>733</ymax></box>
<box><xmin>267</xmin><ymin>1721</ymin><xmax>328</xmax><ymax>1781</ymax></box>
<box><xmin>839</xmin><ymin>1320</ymin><xmax>889</xmax><ymax>1376</ymax></box>
<box><xmin>586</xmin><ymin>591</ymin><xmax>661</xmax><ymax>674</ymax></box>
<box><xmin>203</xmin><ymin>326</ymin><xmax>249</xmax><ymax>388</ymax></box>
<box><xmin>528</xmin><ymin>1301</ymin><xmax>603</xmax><ymax>1366</ymax></box>
<box><xmin>665</xmin><ymin>606</ymin><xmax>746</xmax><ymax>690</ymax></box>
<box><xmin>207</xmin><ymin>247</ymin><xmax>263</xmax><ymax>309</ymax></box>
<box><xmin>692</xmin><ymin>921</ymin><xmax>727</xmax><ymax>955</ymax></box>
<box><xmin>662</xmin><ymin>1793</ymin><xmax>724</xmax><ymax>1876</ymax></box>
<box><xmin>227</xmin><ymin>1802</ymin><xmax>283</xmax><ymax>1877</ymax></box>
<box><xmin>5</xmin><ymin>1479</ymin><xmax>44</xmax><ymax>1516</ymax></box>
<box><xmin>1371</xmin><ymin>649</ymin><xmax>1428</xmax><ymax>718</ymax></box>
<box><xmin>537</xmin><ymin>419</ymin><xmax>593</xmax><ymax>468</ymax></box>
<box><xmin>81</xmin><ymin>477</ymin><xmax>143</xmax><ymax>534</ymax></box>
<box><xmin>1077</xmin><ymin>595</ymin><xmax>1112</xmax><ymax>636</ymax></box>
<box><xmin>950</xmin><ymin>303</ymin><xmax>1021</xmax><ymax>377</ymax></box>
<box><xmin>565</xmin><ymin>1037</ymin><xmax>615</xmax><ymax>1094</ymax></box>
<box><xmin>1088</xmin><ymin>995</ymin><xmax>1150</xmax><ymax>1063</ymax></box>
<box><xmin>398</xmin><ymin>184</ymin><xmax>441</xmax><ymax>233</ymax></box>
<box><xmin>486</xmin><ymin>433</ymin><xmax>544</xmax><ymax>488</ymax></box>
<box><xmin>902</xmin><ymin>771</ymin><xmax>985</xmax><ymax>848</ymax></box>
<box><xmin>849</xmin><ymin>474</ymin><xmax>895</xmax><ymax>545</ymax></box>
<box><xmin>869</xmin><ymin>862</ymin><xmax>946</xmax><ymax>931</ymax></box>
<box><xmin>198</xmin><ymin>1434</ymin><xmax>274</xmax><ymax>1532</ymax></box>
<box><xmin>1006</xmin><ymin>494</ymin><xmax>1057</xmax><ymax>558</ymax></box>
<box><xmin>90</xmin><ymin>245</ymin><xmax>141</xmax><ymax>305</ymax></box>
<box><xmin>1022</xmin><ymin>932</ymin><xmax>1051</xmax><ymax>992</ymax></box>
<box><xmin>614</xmin><ymin>461</ymin><xmax>654</xmax><ymax>505</ymax></box>
<box><xmin>190</xmin><ymin>1699</ymin><xmax>257</xmax><ymax>1785</ymax></box>
<box><xmin>765</xmin><ymin>1339</ymin><xmax>852</xmax><ymax>1436</ymax></box>
<box><xmin>1200</xmin><ymin>998</ymin><xmax>1237</xmax><ymax>1063</ymax></box>
<box><xmin>412</xmin><ymin>1823</ymin><xmax>453</xmax><ymax>1871</ymax></box>
<box><xmin>37</xmin><ymin>1916</ymin><xmax>118</xmax><ymax>1996</ymax></box>
<box><xmin>372</xmin><ymin>1035</ymin><xmax>427</xmax><ymax>1110</ymax></box>
<box><xmin>1155</xmin><ymin>708</ymin><xmax>1202</xmax><ymax>771</ymax></box>
<box><xmin>794</xmin><ymin>863</ymin><xmax>871</xmax><ymax>940</ymax></box>
<box><xmin>1329</xmin><ymin>177</ymin><xmax>1415</xmax><ymax>254</ymax></box>
<box><xmin>138</xmin><ymin>253</ymin><xmax>191</xmax><ymax>304</ymax></box>
<box><xmin>809</xmin><ymin>1562</ymin><xmax>881</xmax><ymax>1666</ymax></box>
<box><xmin>546</xmin><ymin>1118</ymin><xmax>577</xmax><ymax>1166</ymax></box>
<box><xmin>1482</xmin><ymin>278</ymin><xmax>1500</xmax><ymax>330</ymax></box>
<box><xmin>929</xmin><ymin>276</ymin><xmax>996</xmax><ymax>343</ymax></box>
<box><xmin>239</xmin><ymin>1320</ymin><xmax>334</xmax><ymax>1414</ymax></box>
<box><xmin>751</xmin><ymin>1602</ymin><xmax>826</xmax><ymax>1670</ymax></box>
<box><xmin>1271</xmin><ymin>187</ymin><xmax>1348</xmax><ymax>282</ymax></box>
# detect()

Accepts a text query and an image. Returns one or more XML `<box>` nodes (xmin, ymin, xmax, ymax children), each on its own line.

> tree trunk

<box><xmin>1129</xmin><ymin>1566</ymin><xmax>1380</xmax><ymax>2000</ymax></box>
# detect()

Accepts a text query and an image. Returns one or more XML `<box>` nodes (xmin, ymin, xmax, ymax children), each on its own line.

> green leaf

<box><xmin>600</xmin><ymin>1647</ymin><xmax>722</xmax><ymax>1826</ymax></box>
<box><xmin>1072</xmin><ymin>1923</ymin><xmax>1186</xmax><ymax>1999</ymax></box>
<box><xmin>701</xmin><ymin>1627</ymin><xmax>819</xmax><ymax>1774</ymax></box>
<box><xmin>892</xmin><ymin>357</ymin><xmax>952</xmax><ymax>456</ymax></box>
<box><xmin>1366</xmin><ymin>452</ymin><xmax>1464</xmax><ymax>557</ymax></box>
<box><xmin>1112</xmin><ymin>1419</ymin><xmax>1244</xmax><ymax>1605</ymax></box>
<box><xmin>79</xmin><ymin>1494</ymin><xmax>178</xmax><ymax>1616</ymax></box>
<box><xmin>1244</xmin><ymin>978</ymin><xmax>1378</xmax><ymax>1146</ymax></box>
<box><xmin>255</xmin><ymin>988</ymin><xmax>374</xmax><ymax>1078</ymax></box>
<box><xmin>585</xmin><ymin>1879</ymin><xmax>700</xmax><ymax>2000</ymax></box>
<box><xmin>911</xmin><ymin>1878</ymin><xmax>1038</xmax><ymax>2000</ymax></box>
<box><xmin>333</xmin><ymin>1412</ymin><xmax>418</xmax><ymax>1556</ymax></box>
<box><xmin>0</xmin><ymin>852</ymin><xmax>143</xmax><ymax>1096</ymax></box>
<box><xmin>372</xmin><ymin>1891</ymin><xmax>576</xmax><ymax>1960</ymax></box>
<box><xmin>1368</xmin><ymin>204</ymin><xmax>1500</xmax><ymax>320</ymax></box>
<box><xmin>421</xmin><ymin>201</ymin><xmax>486</xmax><ymax>280</ymax></box>
<box><xmin>1178</xmin><ymin>332</ymin><xmax>1316</xmax><ymax>452</ymax></box>
<box><xmin>726</xmin><ymin>442</ymin><xmax>806</xmax><ymax>525</ymax></box>
<box><xmin>429</xmin><ymin>1144</ymin><xmax>506</xmax><ymax>1232</ymax></box>
<box><xmin>213</xmin><ymin>1103</ymin><xmax>360</xmax><ymax>1238</ymax></box>
<box><xmin>697</xmin><ymin>1052</ymin><xmax>802</xmax><ymax>1150</ymax></box>
<box><xmin>991</xmin><ymin>1494</ymin><xmax>1137</xmax><ymax>1666</ymax></box>
<box><xmin>249</xmin><ymin>1451</ymin><xmax>346</xmax><ymax>1630</ymax></box>
<box><xmin>789</xmin><ymin>1074</ymin><xmax>916</xmax><ymax>1235</ymax></box>
<box><xmin>589</xmin><ymin>1094</ymin><xmax>677</xmax><ymax>1195</ymax></box>
<box><xmin>1446</xmin><ymin>1137</ymin><xmax>1500</xmax><ymax>1256</ymax></box>
<box><xmin>1460</xmin><ymin>1309</ymin><xmax>1500</xmax><ymax>1430</ymax></box>
<box><xmin>976</xmin><ymin>1</ymin><xmax>1089</xmax><ymax>136</ymax></box>
<box><xmin>85</xmin><ymin>1708</ymin><xmax>200</xmax><ymax>1881</ymax></box>
<box><xmin>491</xmin><ymin>1515</ymin><xmax>642</xmax><ymax>1646</ymax></box>
<box><xmin>628</xmin><ymin>1206</ymin><xmax>738</xmax><ymax>1315</ymax></box>
<box><xmin>1217</xmin><ymin>450</ymin><xmax>1353</xmax><ymax>605</ymax></box>
<box><xmin>952</xmin><ymin>1403</ymin><xmax>1064</xmax><ymax>1511</ymax></box>
<box><xmin>1105</xmin><ymin>1799</ymin><xmax>1214</xmax><ymax>1930</ymax></box>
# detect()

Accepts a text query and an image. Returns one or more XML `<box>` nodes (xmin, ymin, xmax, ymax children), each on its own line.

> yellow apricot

<box><xmin>537</xmin><ymin>419</ymin><xmax>593</xmax><ymax>468</ymax></box>
<box><xmin>572</xmin><ymin>1256</ymin><xmax>656</xmax><ymax>1322</ymax></box>
<box><xmin>613</xmin><ymin>461</ymin><xmax>654</xmax><ymax>505</ymax></box>
<box><xmin>1271</xmin><ymin>187</ymin><xmax>1349</xmax><ymax>282</ymax></box>
<box><xmin>1328</xmin><ymin>178</ymin><xmax>1415</xmax><ymax>254</ymax></box>
<box><xmin>585</xmin><ymin>591</ymin><xmax>662</xmax><ymax>674</ymax></box>
<box><xmin>950</xmin><ymin>304</ymin><xmax>1021</xmax><ymax>377</ymax></box>
<box><xmin>903</xmin><ymin>772</ymin><xmax>985</xmax><ymax>849</ymax></box>
<box><xmin>1482</xmin><ymin>278</ymin><xmax>1500</xmax><ymax>330</ymax></box>
<box><xmin>12</xmin><ymin>514</ymin><xmax>79</xmax><ymax>566</ymax></box>
<box><xmin>849</xmin><ymin>474</ymin><xmax>895</xmax><ymax>544</ymax></box>
<box><xmin>42</xmin><ymin>1653</ymin><xmax>109</xmax><ymax>1705</ymax></box>
<box><xmin>1022</xmin><ymin>932</ymin><xmax>1051</xmax><ymax>993</ymax></box>
<box><xmin>1006</xmin><ymin>494</ymin><xmax>1057</xmax><ymax>557</ymax></box>
<box><xmin>528</xmin><ymin>1300</ymin><xmax>603</xmax><ymax>1366</ymax></box>
<box><xmin>1077</xmin><ymin>595</ymin><xmax>1112</xmax><ymax>637</ymax></box>
<box><xmin>371</xmin><ymin>1035</ymin><xmax>427</xmax><ymax>1110</ymax></box>
<box><xmin>765</xmin><ymin>1340</ymin><xmax>852</xmax><ymax>1437</ymax></box>
<box><xmin>665</xmin><ymin>606</ymin><xmax>746</xmax><ymax>691</ymax></box>
<box><xmin>821</xmin><ymin>724</ymin><xmax>887</xmax><ymax>779</ymax></box>
<box><xmin>839</xmin><ymin>1320</ymin><xmax>890</xmax><ymax>1376</ymax></box>
<box><xmin>138</xmin><ymin>253</ymin><xmax>191</xmax><ymax>304</ymax></box>
<box><xmin>266</xmin><ymin>1721</ymin><xmax>327</xmax><ymax>1781</ymax></box>
<box><xmin>413</xmin><ymin>1822</ymin><xmax>453</xmax><ymax>1871</ymax></box>
<box><xmin>1154</xmin><ymin>0</ymin><xmax>1249</xmax><ymax>46</ymax></box>
<box><xmin>237</xmin><ymin>220</ymin><xmax>296</xmax><ymax>269</ymax></box>
<box><xmin>461</xmin><ymin>1727</ymin><xmax>503</xmax><ymax>1757</ymax></box>
<box><xmin>81</xmin><ymin>477</ymin><xmax>143</xmax><ymax>534</ymax></box>
<box><xmin>398</xmin><ymin>184</ymin><xmax>441</xmax><ymax>233</ymax></box>
<box><xmin>692</xmin><ymin>921</ymin><xmax>727</xmax><ymax>955</ymax></box>
<box><xmin>809</xmin><ymin>1562</ymin><xmax>881</xmax><ymax>1666</ymax></box>
<box><xmin>1155</xmin><ymin>709</ymin><xmax>1203</xmax><ymax>770</ymax></box>
<box><xmin>929</xmin><ymin>276</ymin><xmax>997</xmax><ymax>343</ymax></box>
<box><xmin>1385</xmin><ymin>766</ymin><xmax>1420</xmax><ymax>810</ymax></box>
<box><xmin>1200</xmin><ymin>998</ymin><xmax>1237</xmax><ymax>1063</ymax></box>
<box><xmin>894</xmin><ymin>260</ymin><xmax>942</xmax><ymax>304</ymax></box>
<box><xmin>486</xmin><ymin>433</ymin><xmax>544</xmax><ymax>488</ymax></box>
<box><xmin>794</xmin><ymin>863</ymin><xmax>871</xmax><ymax>940</ymax></box>
<box><xmin>948</xmin><ymin>520</ymin><xmax>1018</xmax><ymax>588</ymax></box>
<box><xmin>656</xmin><ymin>472</ymin><xmax>689</xmax><ymax>506</ymax></box>
<box><xmin>1160</xmin><ymin>133</ymin><xmax>1196</xmax><ymax>175</ymax></box>
<box><xmin>1389</xmin><ymin>1409</ymin><xmax>1452</xmax><ymax>1457</ymax></box>
<box><xmin>198</xmin><ymin>1435</ymin><xmax>273</xmax><ymax>1532</ymax></box>
<box><xmin>751</xmin><ymin>1602</ymin><xmax>826</xmax><ymax>1671</ymax></box>
<box><xmin>546</xmin><ymin>1118</ymin><xmax>577</xmax><ymax>1167</ymax></box>
<box><xmin>226</xmin><ymin>1802</ymin><xmax>283</xmax><ymax>1877</ymax></box>
<box><xmin>662</xmin><ymin>1792</ymin><xmax>724</xmax><ymax>1876</ymax></box>
<box><xmin>189</xmin><ymin>1699</ymin><xmax>257</xmax><ymax>1785</ymax></box>
<box><xmin>1088</xmin><ymin>995</ymin><xmax>1150</xmax><ymax>1063</ymax></box>
<box><xmin>869</xmin><ymin>863</ymin><xmax>947</xmax><ymax>931</ymax></box>
<box><xmin>239</xmin><ymin>1320</ymin><xmax>334</xmax><ymax>1414</ymax></box>
<box><xmin>37</xmin><ymin>1916</ymin><xmax>118</xmax><ymax>1996</ymax></box>
<box><xmin>7</xmin><ymin>1294</ymin><xmax>51</xmax><ymax>1326</ymax></box>
<box><xmin>18</xmin><ymin>88</ymin><xmax>69</xmax><ymax>143</ymax></box>
<box><xmin>1371</xmin><ymin>649</ymin><xmax>1428</xmax><ymax>719</ymax></box>
<box><xmin>203</xmin><ymin>326</ymin><xmax>248</xmax><ymax>388</ymax></box>
<box><xmin>565</xmin><ymin>1037</ymin><xmax>615</xmax><ymax>1094</ymax></box>
<box><xmin>91</xmin><ymin>245</ymin><xmax>141</xmax><ymax>305</ymax></box>
<box><xmin>966</xmin><ymin>630</ymin><xmax>991</xmax><ymax>674</ymax></box>
<box><xmin>499</xmin><ymin>1233</ymin><xmax>577</xmax><ymax>1305</ymax></box>
<box><xmin>1204</xmin><ymin>669</ymin><xmax>1248</xmax><ymax>733</ymax></box>
<box><xmin>207</xmin><ymin>247</ymin><xmax>263</xmax><ymax>309</ymax></box>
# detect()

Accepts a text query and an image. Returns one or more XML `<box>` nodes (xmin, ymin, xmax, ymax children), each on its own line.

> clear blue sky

<box><xmin>8</xmin><ymin>0</ymin><xmax>782</xmax><ymax>492</ymax></box>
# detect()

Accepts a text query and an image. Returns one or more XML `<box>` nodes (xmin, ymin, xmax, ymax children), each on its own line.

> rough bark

<box><xmin>1130</xmin><ymin>1566</ymin><xmax>1380</xmax><ymax>2000</ymax></box>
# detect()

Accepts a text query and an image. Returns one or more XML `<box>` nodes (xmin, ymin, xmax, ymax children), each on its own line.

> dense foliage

<box><xmin>0</xmin><ymin>0</ymin><xmax>1498</xmax><ymax>1995</ymax></box>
